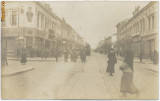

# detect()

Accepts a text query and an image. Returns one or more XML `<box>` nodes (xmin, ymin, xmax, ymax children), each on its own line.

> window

<box><xmin>141</xmin><ymin>20</ymin><xmax>143</xmax><ymax>32</ymax></box>
<box><xmin>37</xmin><ymin>14</ymin><xmax>39</xmax><ymax>27</ymax></box>
<box><xmin>152</xmin><ymin>15</ymin><xmax>154</xmax><ymax>29</ymax></box>
<box><xmin>143</xmin><ymin>19</ymin><xmax>145</xmax><ymax>32</ymax></box>
<box><xmin>148</xmin><ymin>17</ymin><xmax>150</xmax><ymax>30</ymax></box>
<box><xmin>137</xmin><ymin>22</ymin><xmax>139</xmax><ymax>32</ymax></box>
<box><xmin>41</xmin><ymin>15</ymin><xmax>43</xmax><ymax>30</ymax></box>
<box><xmin>11</xmin><ymin>11</ymin><xmax>17</xmax><ymax>25</ymax></box>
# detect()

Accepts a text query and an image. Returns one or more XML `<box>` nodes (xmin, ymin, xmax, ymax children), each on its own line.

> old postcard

<box><xmin>1</xmin><ymin>1</ymin><xmax>159</xmax><ymax>100</ymax></box>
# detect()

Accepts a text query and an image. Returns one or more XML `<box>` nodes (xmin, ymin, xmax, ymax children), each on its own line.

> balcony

<box><xmin>131</xmin><ymin>32</ymin><xmax>140</xmax><ymax>38</ymax></box>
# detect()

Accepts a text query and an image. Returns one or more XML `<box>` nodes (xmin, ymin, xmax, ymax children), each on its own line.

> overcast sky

<box><xmin>48</xmin><ymin>1</ymin><xmax>149</xmax><ymax>48</ymax></box>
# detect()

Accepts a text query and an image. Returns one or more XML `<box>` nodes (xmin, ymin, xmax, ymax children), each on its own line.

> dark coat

<box><xmin>153</xmin><ymin>50</ymin><xmax>158</xmax><ymax>64</ymax></box>
<box><xmin>106</xmin><ymin>51</ymin><xmax>117</xmax><ymax>73</ymax></box>
<box><xmin>139</xmin><ymin>52</ymin><xmax>143</xmax><ymax>59</ymax></box>
<box><xmin>64</xmin><ymin>50</ymin><xmax>69</xmax><ymax>59</ymax></box>
<box><xmin>21</xmin><ymin>50</ymin><xmax>27</xmax><ymax>63</ymax></box>
<box><xmin>55</xmin><ymin>49</ymin><xmax>59</xmax><ymax>58</ymax></box>
<box><xmin>80</xmin><ymin>49</ymin><xmax>86</xmax><ymax>59</ymax></box>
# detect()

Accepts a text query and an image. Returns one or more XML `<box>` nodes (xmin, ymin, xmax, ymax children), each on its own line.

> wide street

<box><xmin>1</xmin><ymin>52</ymin><xmax>158</xmax><ymax>100</ymax></box>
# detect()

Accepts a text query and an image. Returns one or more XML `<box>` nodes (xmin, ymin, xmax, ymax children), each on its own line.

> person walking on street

<box><xmin>73</xmin><ymin>49</ymin><xmax>77</xmax><ymax>62</ymax></box>
<box><xmin>16</xmin><ymin>47</ymin><xmax>21</xmax><ymax>60</ymax></box>
<box><xmin>64</xmin><ymin>49</ymin><xmax>69</xmax><ymax>62</ymax></box>
<box><xmin>106</xmin><ymin>48</ymin><xmax>117</xmax><ymax>76</ymax></box>
<box><xmin>80</xmin><ymin>48</ymin><xmax>86</xmax><ymax>63</ymax></box>
<box><xmin>153</xmin><ymin>50</ymin><xmax>158</xmax><ymax>64</ymax></box>
<box><xmin>44</xmin><ymin>48</ymin><xmax>49</xmax><ymax>59</ymax></box>
<box><xmin>139</xmin><ymin>52</ymin><xmax>143</xmax><ymax>62</ymax></box>
<box><xmin>55</xmin><ymin>48</ymin><xmax>59</xmax><ymax>62</ymax></box>
<box><xmin>70</xmin><ymin>49</ymin><xmax>74</xmax><ymax>62</ymax></box>
<box><xmin>119</xmin><ymin>49</ymin><xmax>139</xmax><ymax>97</ymax></box>
<box><xmin>21</xmin><ymin>48</ymin><xmax>27</xmax><ymax>65</ymax></box>
<box><xmin>1</xmin><ymin>48</ymin><xmax>8</xmax><ymax>67</ymax></box>
<box><xmin>41</xmin><ymin>48</ymin><xmax>45</xmax><ymax>59</ymax></box>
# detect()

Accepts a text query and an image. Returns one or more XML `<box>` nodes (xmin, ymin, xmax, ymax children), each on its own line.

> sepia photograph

<box><xmin>1</xmin><ymin>1</ymin><xmax>159</xmax><ymax>100</ymax></box>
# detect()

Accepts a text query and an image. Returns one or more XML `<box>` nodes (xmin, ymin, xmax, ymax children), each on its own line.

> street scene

<box><xmin>1</xmin><ymin>1</ymin><xmax>159</xmax><ymax>100</ymax></box>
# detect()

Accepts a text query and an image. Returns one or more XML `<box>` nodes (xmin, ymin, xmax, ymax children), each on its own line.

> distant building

<box><xmin>96</xmin><ymin>36</ymin><xmax>112</xmax><ymax>54</ymax></box>
<box><xmin>116</xmin><ymin>1</ymin><xmax>158</xmax><ymax>58</ymax></box>
<box><xmin>2</xmin><ymin>1</ymin><xmax>84</xmax><ymax>57</ymax></box>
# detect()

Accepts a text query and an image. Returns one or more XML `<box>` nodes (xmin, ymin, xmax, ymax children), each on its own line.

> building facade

<box><xmin>2</xmin><ymin>1</ymin><xmax>84</xmax><ymax>57</ymax></box>
<box><xmin>116</xmin><ymin>1</ymin><xmax>159</xmax><ymax>58</ymax></box>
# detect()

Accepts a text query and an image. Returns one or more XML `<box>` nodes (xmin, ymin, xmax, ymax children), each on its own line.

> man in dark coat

<box><xmin>139</xmin><ymin>52</ymin><xmax>143</xmax><ymax>62</ymax></box>
<box><xmin>73</xmin><ymin>49</ymin><xmax>78</xmax><ymax>62</ymax></box>
<box><xmin>55</xmin><ymin>48</ymin><xmax>59</xmax><ymax>62</ymax></box>
<box><xmin>2</xmin><ymin>48</ymin><xmax>8</xmax><ymax>67</ymax></box>
<box><xmin>153</xmin><ymin>50</ymin><xmax>158</xmax><ymax>64</ymax></box>
<box><xmin>21</xmin><ymin>48</ymin><xmax>27</xmax><ymax>65</ymax></box>
<box><xmin>106</xmin><ymin>48</ymin><xmax>117</xmax><ymax>76</ymax></box>
<box><xmin>64</xmin><ymin>49</ymin><xmax>69</xmax><ymax>62</ymax></box>
<box><xmin>80</xmin><ymin>48</ymin><xmax>86</xmax><ymax>63</ymax></box>
<box><xmin>70</xmin><ymin>49</ymin><xmax>74</xmax><ymax>62</ymax></box>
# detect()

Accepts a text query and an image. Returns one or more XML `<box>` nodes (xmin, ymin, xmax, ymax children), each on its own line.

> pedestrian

<box><xmin>70</xmin><ymin>49</ymin><xmax>74</xmax><ymax>62</ymax></box>
<box><xmin>21</xmin><ymin>48</ymin><xmax>27</xmax><ymax>65</ymax></box>
<box><xmin>153</xmin><ymin>50</ymin><xmax>158</xmax><ymax>64</ymax></box>
<box><xmin>106</xmin><ymin>48</ymin><xmax>117</xmax><ymax>76</ymax></box>
<box><xmin>16</xmin><ymin>47</ymin><xmax>21</xmax><ymax>60</ymax></box>
<box><xmin>55</xmin><ymin>48</ymin><xmax>59</xmax><ymax>62</ymax></box>
<box><xmin>80</xmin><ymin>48</ymin><xmax>86</xmax><ymax>63</ymax></box>
<box><xmin>150</xmin><ymin>52</ymin><xmax>154</xmax><ymax>62</ymax></box>
<box><xmin>44</xmin><ymin>48</ymin><xmax>48</xmax><ymax>59</ymax></box>
<box><xmin>119</xmin><ymin>49</ymin><xmax>139</xmax><ymax>97</ymax></box>
<box><xmin>139</xmin><ymin>52</ymin><xmax>143</xmax><ymax>62</ymax></box>
<box><xmin>1</xmin><ymin>48</ymin><xmax>8</xmax><ymax>67</ymax></box>
<box><xmin>73</xmin><ymin>49</ymin><xmax>77</xmax><ymax>62</ymax></box>
<box><xmin>64</xmin><ymin>49</ymin><xmax>69</xmax><ymax>62</ymax></box>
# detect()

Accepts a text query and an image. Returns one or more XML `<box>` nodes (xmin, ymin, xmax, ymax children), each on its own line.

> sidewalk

<box><xmin>117</xmin><ymin>56</ymin><xmax>152</xmax><ymax>63</ymax></box>
<box><xmin>2</xmin><ymin>57</ymin><xmax>65</xmax><ymax>77</ymax></box>
<box><xmin>117</xmin><ymin>56</ymin><xmax>159</xmax><ymax>73</ymax></box>
<box><xmin>1</xmin><ymin>66</ymin><xmax>34</xmax><ymax>77</ymax></box>
<box><xmin>7</xmin><ymin>57</ymin><xmax>64</xmax><ymax>61</ymax></box>
<box><xmin>2</xmin><ymin>62</ymin><xmax>34</xmax><ymax>77</ymax></box>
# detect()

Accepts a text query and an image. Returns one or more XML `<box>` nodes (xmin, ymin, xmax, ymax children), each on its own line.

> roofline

<box><xmin>123</xmin><ymin>1</ymin><xmax>157</xmax><ymax>28</ymax></box>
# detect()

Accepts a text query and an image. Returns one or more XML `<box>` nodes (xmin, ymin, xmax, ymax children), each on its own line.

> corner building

<box><xmin>2</xmin><ymin>1</ymin><xmax>84</xmax><ymax>57</ymax></box>
<box><xmin>116</xmin><ymin>1</ymin><xmax>158</xmax><ymax>58</ymax></box>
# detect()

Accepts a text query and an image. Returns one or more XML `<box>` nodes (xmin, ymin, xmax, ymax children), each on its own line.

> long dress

<box><xmin>106</xmin><ymin>51</ymin><xmax>117</xmax><ymax>73</ymax></box>
<box><xmin>120</xmin><ymin>50</ymin><xmax>138</xmax><ymax>94</ymax></box>
<box><xmin>120</xmin><ymin>63</ymin><xmax>138</xmax><ymax>94</ymax></box>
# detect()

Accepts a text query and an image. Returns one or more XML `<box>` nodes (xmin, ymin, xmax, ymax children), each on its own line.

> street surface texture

<box><xmin>2</xmin><ymin>52</ymin><xmax>158</xmax><ymax>100</ymax></box>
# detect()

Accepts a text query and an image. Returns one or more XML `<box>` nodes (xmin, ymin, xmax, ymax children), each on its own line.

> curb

<box><xmin>2</xmin><ymin>67</ymin><xmax>34</xmax><ymax>77</ymax></box>
<box><xmin>148</xmin><ymin>68</ymin><xmax>159</xmax><ymax>73</ymax></box>
<box><xmin>117</xmin><ymin>58</ymin><xmax>152</xmax><ymax>64</ymax></box>
<box><xmin>7</xmin><ymin>58</ymin><xmax>64</xmax><ymax>62</ymax></box>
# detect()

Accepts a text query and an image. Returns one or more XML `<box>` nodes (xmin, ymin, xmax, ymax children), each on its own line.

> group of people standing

<box><xmin>16</xmin><ymin>47</ymin><xmax>89</xmax><ymax>65</ymax></box>
<box><xmin>139</xmin><ymin>50</ymin><xmax>159</xmax><ymax>64</ymax></box>
<box><xmin>106</xmin><ymin>48</ymin><xmax>139</xmax><ymax>97</ymax></box>
<box><xmin>63</xmin><ymin>48</ymin><xmax>88</xmax><ymax>63</ymax></box>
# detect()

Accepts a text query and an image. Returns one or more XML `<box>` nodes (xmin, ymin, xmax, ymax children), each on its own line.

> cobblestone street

<box><xmin>1</xmin><ymin>52</ymin><xmax>158</xmax><ymax>100</ymax></box>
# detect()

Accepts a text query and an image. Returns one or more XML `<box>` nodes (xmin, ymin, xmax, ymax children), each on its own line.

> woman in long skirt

<box><xmin>119</xmin><ymin>50</ymin><xmax>139</xmax><ymax>97</ymax></box>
